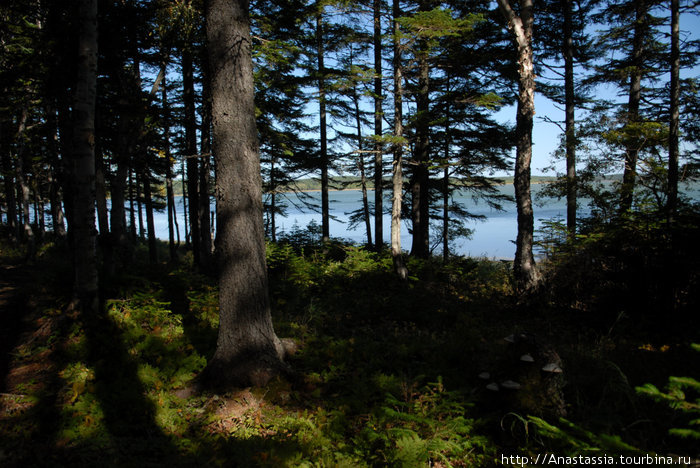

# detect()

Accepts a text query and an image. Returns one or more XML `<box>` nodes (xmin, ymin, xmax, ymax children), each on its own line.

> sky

<box><xmin>499</xmin><ymin>7</ymin><xmax>700</xmax><ymax>177</ymax></box>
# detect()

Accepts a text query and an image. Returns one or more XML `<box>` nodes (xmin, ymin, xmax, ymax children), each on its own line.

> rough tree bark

<box><xmin>71</xmin><ymin>0</ymin><xmax>99</xmax><ymax>314</ymax></box>
<box><xmin>204</xmin><ymin>0</ymin><xmax>286</xmax><ymax>388</ymax></box>
<box><xmin>497</xmin><ymin>0</ymin><xmax>540</xmax><ymax>292</ymax></box>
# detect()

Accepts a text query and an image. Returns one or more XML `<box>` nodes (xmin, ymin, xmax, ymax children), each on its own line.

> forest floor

<box><xmin>0</xmin><ymin>239</ymin><xmax>698</xmax><ymax>467</ymax></box>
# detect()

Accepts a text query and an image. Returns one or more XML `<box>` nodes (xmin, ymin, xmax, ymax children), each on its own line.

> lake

<box><xmin>154</xmin><ymin>184</ymin><xmax>570</xmax><ymax>259</ymax></box>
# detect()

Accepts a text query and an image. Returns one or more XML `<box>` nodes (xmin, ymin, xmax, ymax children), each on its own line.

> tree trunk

<box><xmin>95</xmin><ymin>147</ymin><xmax>110</xmax><ymax>237</ymax></box>
<box><xmin>317</xmin><ymin>11</ymin><xmax>330</xmax><ymax>242</ymax></box>
<box><xmin>373</xmin><ymin>0</ymin><xmax>383</xmax><ymax>251</ymax></box>
<box><xmin>204</xmin><ymin>0</ymin><xmax>285</xmax><ymax>388</ymax></box>
<box><xmin>497</xmin><ymin>0</ymin><xmax>540</xmax><ymax>292</ymax></box>
<box><xmin>619</xmin><ymin>0</ymin><xmax>645</xmax><ymax>213</ymax></box>
<box><xmin>410</xmin><ymin>11</ymin><xmax>430</xmax><ymax>259</ymax></box>
<box><xmin>15</xmin><ymin>109</ymin><xmax>36</xmax><ymax>260</ymax></box>
<box><xmin>391</xmin><ymin>0</ymin><xmax>408</xmax><ymax>280</ymax></box>
<box><xmin>562</xmin><ymin>0</ymin><xmax>576</xmax><ymax>235</ymax></box>
<box><xmin>183</xmin><ymin>48</ymin><xmax>201</xmax><ymax>265</ymax></box>
<box><xmin>353</xmin><ymin>87</ymin><xmax>373</xmax><ymax>248</ymax></box>
<box><xmin>144</xmin><ymin>172</ymin><xmax>157</xmax><ymax>264</ymax></box>
<box><xmin>200</xmin><ymin>47</ymin><xmax>213</xmax><ymax>265</ymax></box>
<box><xmin>162</xmin><ymin>67</ymin><xmax>178</xmax><ymax>261</ymax></box>
<box><xmin>0</xmin><ymin>123</ymin><xmax>19</xmax><ymax>242</ymax></box>
<box><xmin>95</xmin><ymin>144</ymin><xmax>113</xmax><ymax>272</ymax></box>
<box><xmin>182</xmin><ymin>159</ymin><xmax>190</xmax><ymax>247</ymax></box>
<box><xmin>47</xmin><ymin>105</ymin><xmax>66</xmax><ymax>237</ymax></box>
<box><xmin>136</xmin><ymin>171</ymin><xmax>144</xmax><ymax>240</ymax></box>
<box><xmin>668</xmin><ymin>0</ymin><xmax>679</xmax><ymax>216</ymax></box>
<box><xmin>71</xmin><ymin>0</ymin><xmax>99</xmax><ymax>314</ymax></box>
<box><xmin>128</xmin><ymin>167</ymin><xmax>136</xmax><ymax>242</ymax></box>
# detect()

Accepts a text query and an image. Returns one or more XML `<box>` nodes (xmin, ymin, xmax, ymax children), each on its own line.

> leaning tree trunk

<box><xmin>71</xmin><ymin>0</ymin><xmax>99</xmax><ymax>314</ymax></box>
<box><xmin>497</xmin><ymin>0</ymin><xmax>540</xmax><ymax>292</ymax></box>
<box><xmin>391</xmin><ymin>0</ymin><xmax>408</xmax><ymax>280</ymax></box>
<box><xmin>204</xmin><ymin>0</ymin><xmax>285</xmax><ymax>388</ymax></box>
<box><xmin>353</xmin><ymin>80</ymin><xmax>373</xmax><ymax>248</ymax></box>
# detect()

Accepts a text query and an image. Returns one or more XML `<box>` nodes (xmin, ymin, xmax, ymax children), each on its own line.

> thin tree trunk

<box><xmin>497</xmin><ymin>0</ymin><xmax>539</xmax><ymax>292</ymax></box>
<box><xmin>0</xmin><ymin>123</ymin><xmax>19</xmax><ymax>242</ymax></box>
<box><xmin>204</xmin><ymin>0</ymin><xmax>285</xmax><ymax>388</ymax></box>
<box><xmin>128</xmin><ymin>168</ymin><xmax>136</xmax><ymax>242</ymax></box>
<box><xmin>200</xmin><ymin>47</ymin><xmax>213</xmax><ymax>264</ymax></box>
<box><xmin>562</xmin><ymin>0</ymin><xmax>576</xmax><ymax>235</ymax></box>
<box><xmin>15</xmin><ymin>109</ymin><xmax>36</xmax><ymax>260</ymax></box>
<box><xmin>58</xmin><ymin>96</ymin><xmax>75</xmax><ymax>244</ymax></box>
<box><xmin>410</xmin><ymin>5</ymin><xmax>431</xmax><ymax>259</ymax></box>
<box><xmin>94</xmin><ymin>144</ymin><xmax>113</xmax><ymax>273</ymax></box>
<box><xmin>183</xmin><ymin>48</ymin><xmax>201</xmax><ymax>265</ymax></box>
<box><xmin>619</xmin><ymin>0</ymin><xmax>645</xmax><ymax>213</ymax></box>
<box><xmin>144</xmin><ymin>172</ymin><xmax>157</xmax><ymax>263</ymax></box>
<box><xmin>373</xmin><ymin>0</ymin><xmax>383</xmax><ymax>251</ymax></box>
<box><xmin>95</xmin><ymin>146</ymin><xmax>109</xmax><ymax>237</ymax></box>
<box><xmin>136</xmin><ymin>172</ymin><xmax>144</xmax><ymax>240</ymax></box>
<box><xmin>317</xmin><ymin>11</ymin><xmax>330</xmax><ymax>242</ymax></box>
<box><xmin>668</xmin><ymin>0</ymin><xmax>679</xmax><ymax>216</ymax></box>
<box><xmin>162</xmin><ymin>67</ymin><xmax>178</xmax><ymax>261</ymax></box>
<box><xmin>47</xmin><ymin>104</ymin><xmax>66</xmax><ymax>237</ymax></box>
<box><xmin>353</xmin><ymin>84</ymin><xmax>373</xmax><ymax>247</ymax></box>
<box><xmin>391</xmin><ymin>0</ymin><xmax>408</xmax><ymax>280</ymax></box>
<box><xmin>182</xmin><ymin>159</ymin><xmax>190</xmax><ymax>247</ymax></box>
<box><xmin>71</xmin><ymin>0</ymin><xmax>99</xmax><ymax>314</ymax></box>
<box><xmin>442</xmin><ymin>78</ymin><xmax>451</xmax><ymax>262</ymax></box>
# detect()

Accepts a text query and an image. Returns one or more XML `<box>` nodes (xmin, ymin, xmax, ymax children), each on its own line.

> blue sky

<box><xmin>496</xmin><ymin>7</ymin><xmax>700</xmax><ymax>177</ymax></box>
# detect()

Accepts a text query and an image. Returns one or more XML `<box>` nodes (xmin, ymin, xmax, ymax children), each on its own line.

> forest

<box><xmin>1</xmin><ymin>0</ymin><xmax>699</xmax><ymax>466</ymax></box>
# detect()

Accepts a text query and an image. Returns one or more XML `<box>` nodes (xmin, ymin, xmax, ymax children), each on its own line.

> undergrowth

<box><xmin>1</xmin><ymin>228</ymin><xmax>698</xmax><ymax>466</ymax></box>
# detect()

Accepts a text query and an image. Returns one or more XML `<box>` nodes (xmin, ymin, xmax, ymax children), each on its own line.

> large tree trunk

<box><xmin>71</xmin><ymin>0</ymin><xmax>99</xmax><ymax>314</ymax></box>
<box><xmin>497</xmin><ymin>0</ymin><xmax>539</xmax><ymax>292</ymax></box>
<box><xmin>183</xmin><ymin>48</ymin><xmax>201</xmax><ymax>266</ymax></box>
<box><xmin>619</xmin><ymin>0</ymin><xmax>645</xmax><ymax>213</ymax></box>
<box><xmin>562</xmin><ymin>0</ymin><xmax>577</xmax><ymax>235</ymax></box>
<box><xmin>391</xmin><ymin>0</ymin><xmax>408</xmax><ymax>280</ymax></box>
<box><xmin>317</xmin><ymin>11</ymin><xmax>330</xmax><ymax>242</ymax></box>
<box><xmin>204</xmin><ymin>0</ymin><xmax>285</xmax><ymax>388</ymax></box>
<box><xmin>668</xmin><ymin>0</ymin><xmax>679</xmax><ymax>216</ymax></box>
<box><xmin>373</xmin><ymin>0</ymin><xmax>383</xmax><ymax>251</ymax></box>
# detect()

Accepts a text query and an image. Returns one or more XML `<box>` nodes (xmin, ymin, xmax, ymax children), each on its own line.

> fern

<box><xmin>636</xmin><ymin>346</ymin><xmax>700</xmax><ymax>441</ymax></box>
